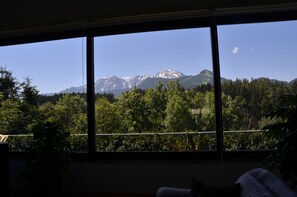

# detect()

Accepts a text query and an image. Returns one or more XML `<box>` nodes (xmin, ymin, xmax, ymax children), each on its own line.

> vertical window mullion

<box><xmin>210</xmin><ymin>17</ymin><xmax>224</xmax><ymax>160</ymax></box>
<box><xmin>87</xmin><ymin>36</ymin><xmax>96</xmax><ymax>154</ymax></box>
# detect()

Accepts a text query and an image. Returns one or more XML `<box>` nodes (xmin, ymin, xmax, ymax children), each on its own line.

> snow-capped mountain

<box><xmin>95</xmin><ymin>76</ymin><xmax>130</xmax><ymax>93</ymax></box>
<box><xmin>60</xmin><ymin>69</ymin><xmax>194</xmax><ymax>95</ymax></box>
<box><xmin>155</xmin><ymin>69</ymin><xmax>185</xmax><ymax>79</ymax></box>
<box><xmin>128</xmin><ymin>75</ymin><xmax>152</xmax><ymax>88</ymax></box>
<box><xmin>60</xmin><ymin>73</ymin><xmax>152</xmax><ymax>94</ymax></box>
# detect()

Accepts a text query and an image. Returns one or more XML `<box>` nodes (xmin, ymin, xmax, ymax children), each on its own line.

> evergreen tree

<box><xmin>20</xmin><ymin>77</ymin><xmax>39</xmax><ymax>106</ymax></box>
<box><xmin>0</xmin><ymin>67</ymin><xmax>19</xmax><ymax>99</ymax></box>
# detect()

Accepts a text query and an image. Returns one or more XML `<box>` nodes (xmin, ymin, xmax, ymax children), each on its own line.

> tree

<box><xmin>264</xmin><ymin>94</ymin><xmax>297</xmax><ymax>188</ymax></box>
<box><xmin>95</xmin><ymin>97</ymin><xmax>121</xmax><ymax>133</ymax></box>
<box><xmin>22</xmin><ymin>122</ymin><xmax>72</xmax><ymax>197</ymax></box>
<box><xmin>199</xmin><ymin>91</ymin><xmax>216</xmax><ymax>131</ymax></box>
<box><xmin>187</xmin><ymin>91</ymin><xmax>207</xmax><ymax>131</ymax></box>
<box><xmin>17</xmin><ymin>77</ymin><xmax>42</xmax><ymax>133</ymax></box>
<box><xmin>0</xmin><ymin>67</ymin><xmax>19</xmax><ymax>99</ymax></box>
<box><xmin>117</xmin><ymin>88</ymin><xmax>150</xmax><ymax>133</ymax></box>
<box><xmin>164</xmin><ymin>80</ymin><xmax>192</xmax><ymax>132</ymax></box>
<box><xmin>143</xmin><ymin>85</ymin><xmax>166</xmax><ymax>132</ymax></box>
<box><xmin>165</xmin><ymin>80</ymin><xmax>184</xmax><ymax>97</ymax></box>
<box><xmin>0</xmin><ymin>68</ymin><xmax>43</xmax><ymax>134</ymax></box>
<box><xmin>20</xmin><ymin>77</ymin><xmax>39</xmax><ymax>106</ymax></box>
<box><xmin>291</xmin><ymin>80</ymin><xmax>297</xmax><ymax>94</ymax></box>
<box><xmin>53</xmin><ymin>94</ymin><xmax>87</xmax><ymax>134</ymax></box>
<box><xmin>221</xmin><ymin>93</ymin><xmax>239</xmax><ymax>131</ymax></box>
<box><xmin>0</xmin><ymin>96</ymin><xmax>22</xmax><ymax>134</ymax></box>
<box><xmin>164</xmin><ymin>94</ymin><xmax>192</xmax><ymax>132</ymax></box>
<box><xmin>38</xmin><ymin>102</ymin><xmax>56</xmax><ymax>123</ymax></box>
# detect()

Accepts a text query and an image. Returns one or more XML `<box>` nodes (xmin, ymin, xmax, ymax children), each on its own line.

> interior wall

<box><xmin>10</xmin><ymin>157</ymin><xmax>264</xmax><ymax>196</ymax></box>
<box><xmin>0</xmin><ymin>143</ymin><xmax>9</xmax><ymax>196</ymax></box>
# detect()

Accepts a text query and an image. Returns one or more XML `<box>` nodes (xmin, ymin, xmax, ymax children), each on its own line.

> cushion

<box><xmin>191</xmin><ymin>179</ymin><xmax>241</xmax><ymax>197</ymax></box>
<box><xmin>236</xmin><ymin>172</ymin><xmax>274</xmax><ymax>197</ymax></box>
<box><xmin>247</xmin><ymin>168</ymin><xmax>297</xmax><ymax>197</ymax></box>
<box><xmin>156</xmin><ymin>187</ymin><xmax>192</xmax><ymax>197</ymax></box>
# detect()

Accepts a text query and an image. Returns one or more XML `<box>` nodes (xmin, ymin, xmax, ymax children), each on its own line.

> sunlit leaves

<box><xmin>95</xmin><ymin>97</ymin><xmax>121</xmax><ymax>133</ymax></box>
<box><xmin>0</xmin><ymin>97</ymin><xmax>22</xmax><ymax>134</ymax></box>
<box><xmin>53</xmin><ymin>94</ymin><xmax>87</xmax><ymax>134</ymax></box>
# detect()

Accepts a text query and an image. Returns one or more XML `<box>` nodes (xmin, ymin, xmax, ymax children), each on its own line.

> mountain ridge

<box><xmin>60</xmin><ymin>69</ymin><xmax>189</xmax><ymax>95</ymax></box>
<box><xmin>59</xmin><ymin>69</ymin><xmax>295</xmax><ymax>96</ymax></box>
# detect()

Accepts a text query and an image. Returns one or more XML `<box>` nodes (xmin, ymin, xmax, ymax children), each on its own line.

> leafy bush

<box><xmin>263</xmin><ymin>94</ymin><xmax>297</xmax><ymax>189</ymax></box>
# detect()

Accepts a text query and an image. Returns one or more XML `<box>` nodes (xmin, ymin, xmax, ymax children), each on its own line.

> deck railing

<box><xmin>0</xmin><ymin>130</ymin><xmax>276</xmax><ymax>152</ymax></box>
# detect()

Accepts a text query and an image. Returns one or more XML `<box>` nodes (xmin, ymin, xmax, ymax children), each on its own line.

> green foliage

<box><xmin>222</xmin><ymin>78</ymin><xmax>290</xmax><ymax>129</ymax></box>
<box><xmin>164</xmin><ymin>80</ymin><xmax>193</xmax><ymax>132</ymax></box>
<box><xmin>221</xmin><ymin>94</ymin><xmax>240</xmax><ymax>130</ymax></box>
<box><xmin>165</xmin><ymin>94</ymin><xmax>192</xmax><ymax>132</ymax></box>
<box><xmin>69</xmin><ymin>134</ymin><xmax>88</xmax><ymax>152</ymax></box>
<box><xmin>117</xmin><ymin>88</ymin><xmax>151</xmax><ymax>132</ymax></box>
<box><xmin>6</xmin><ymin>135</ymin><xmax>33</xmax><ymax>151</ymax></box>
<box><xmin>20</xmin><ymin>77</ymin><xmax>39</xmax><ymax>106</ymax></box>
<box><xmin>263</xmin><ymin>94</ymin><xmax>297</xmax><ymax>188</ymax></box>
<box><xmin>0</xmin><ymin>67</ymin><xmax>41</xmax><ymax>135</ymax></box>
<box><xmin>53</xmin><ymin>94</ymin><xmax>87</xmax><ymax>134</ymax></box>
<box><xmin>0</xmin><ymin>67</ymin><xmax>19</xmax><ymax>99</ymax></box>
<box><xmin>143</xmin><ymin>86</ymin><xmax>166</xmax><ymax>132</ymax></box>
<box><xmin>8</xmin><ymin>130</ymin><xmax>274</xmax><ymax>152</ymax></box>
<box><xmin>38</xmin><ymin>92</ymin><xmax>115</xmax><ymax>105</ymax></box>
<box><xmin>0</xmin><ymin>97</ymin><xmax>22</xmax><ymax>134</ymax></box>
<box><xmin>2</xmin><ymin>65</ymin><xmax>296</xmax><ymax>153</ymax></box>
<box><xmin>39</xmin><ymin>102</ymin><xmax>56</xmax><ymax>123</ymax></box>
<box><xmin>22</xmin><ymin>122</ymin><xmax>72</xmax><ymax>197</ymax></box>
<box><xmin>95</xmin><ymin>97</ymin><xmax>121</xmax><ymax>133</ymax></box>
<box><xmin>95</xmin><ymin>132</ymin><xmax>216</xmax><ymax>152</ymax></box>
<box><xmin>165</xmin><ymin>80</ymin><xmax>185</xmax><ymax>97</ymax></box>
<box><xmin>224</xmin><ymin>131</ymin><xmax>276</xmax><ymax>150</ymax></box>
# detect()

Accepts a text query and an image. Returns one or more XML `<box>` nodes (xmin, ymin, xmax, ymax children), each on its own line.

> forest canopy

<box><xmin>1</xmin><ymin>66</ymin><xmax>296</xmax><ymax>151</ymax></box>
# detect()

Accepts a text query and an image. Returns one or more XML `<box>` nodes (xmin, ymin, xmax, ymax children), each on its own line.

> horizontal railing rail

<box><xmin>1</xmin><ymin>130</ymin><xmax>266</xmax><ymax>140</ymax></box>
<box><xmin>1</xmin><ymin>129</ymin><xmax>274</xmax><ymax>152</ymax></box>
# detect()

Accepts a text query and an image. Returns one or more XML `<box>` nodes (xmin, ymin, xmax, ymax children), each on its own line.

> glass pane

<box><xmin>0</xmin><ymin>38</ymin><xmax>87</xmax><ymax>152</ymax></box>
<box><xmin>218</xmin><ymin>21</ymin><xmax>297</xmax><ymax>150</ymax></box>
<box><xmin>94</xmin><ymin>28</ymin><xmax>215</xmax><ymax>152</ymax></box>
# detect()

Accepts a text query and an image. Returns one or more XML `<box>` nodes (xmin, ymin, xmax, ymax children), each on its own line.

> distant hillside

<box><xmin>137</xmin><ymin>78</ymin><xmax>171</xmax><ymax>90</ymax></box>
<box><xmin>60</xmin><ymin>86</ymin><xmax>86</xmax><ymax>94</ymax></box>
<box><xmin>179</xmin><ymin>69</ymin><xmax>229</xmax><ymax>89</ymax></box>
<box><xmin>138</xmin><ymin>69</ymin><xmax>228</xmax><ymax>90</ymax></box>
<box><xmin>253</xmin><ymin>77</ymin><xmax>289</xmax><ymax>85</ymax></box>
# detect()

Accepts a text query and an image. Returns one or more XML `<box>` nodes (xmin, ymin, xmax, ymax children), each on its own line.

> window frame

<box><xmin>2</xmin><ymin>8</ymin><xmax>297</xmax><ymax>161</ymax></box>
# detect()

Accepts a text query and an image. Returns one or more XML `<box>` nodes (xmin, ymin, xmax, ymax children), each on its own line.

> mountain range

<box><xmin>60</xmin><ymin>69</ymin><xmax>219</xmax><ymax>96</ymax></box>
<box><xmin>59</xmin><ymin>69</ymin><xmax>294</xmax><ymax>96</ymax></box>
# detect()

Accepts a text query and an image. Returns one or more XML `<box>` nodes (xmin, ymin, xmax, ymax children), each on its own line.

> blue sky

<box><xmin>218</xmin><ymin>20</ymin><xmax>297</xmax><ymax>81</ymax></box>
<box><xmin>95</xmin><ymin>28</ymin><xmax>212</xmax><ymax>80</ymax></box>
<box><xmin>0</xmin><ymin>20</ymin><xmax>297</xmax><ymax>93</ymax></box>
<box><xmin>0</xmin><ymin>38</ymin><xmax>85</xmax><ymax>93</ymax></box>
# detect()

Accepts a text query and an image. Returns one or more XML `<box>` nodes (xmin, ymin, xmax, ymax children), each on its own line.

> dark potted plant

<box><xmin>263</xmin><ymin>94</ymin><xmax>297</xmax><ymax>190</ymax></box>
<box><xmin>22</xmin><ymin>122</ymin><xmax>72</xmax><ymax>197</ymax></box>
